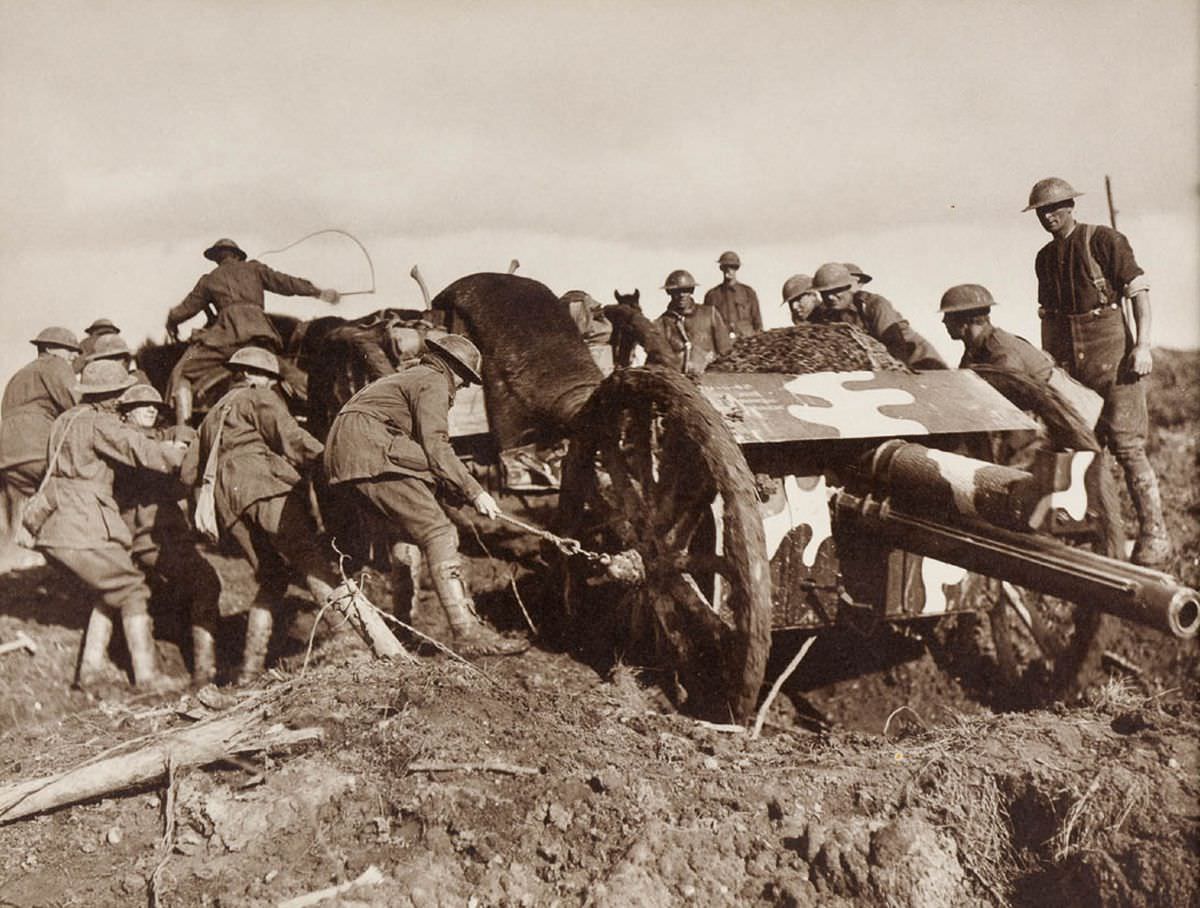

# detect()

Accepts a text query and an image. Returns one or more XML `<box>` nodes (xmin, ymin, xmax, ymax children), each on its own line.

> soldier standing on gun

<box><xmin>324</xmin><ymin>334</ymin><xmax>528</xmax><ymax>656</ymax></box>
<box><xmin>1024</xmin><ymin>177</ymin><xmax>1172</xmax><ymax>566</ymax></box>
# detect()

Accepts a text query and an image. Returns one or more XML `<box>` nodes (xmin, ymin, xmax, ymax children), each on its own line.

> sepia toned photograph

<box><xmin>1</xmin><ymin>1</ymin><xmax>1197</xmax><ymax>904</ymax></box>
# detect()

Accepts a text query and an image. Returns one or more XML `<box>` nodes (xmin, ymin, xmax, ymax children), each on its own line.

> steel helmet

<box><xmin>228</xmin><ymin>346</ymin><xmax>281</xmax><ymax>377</ymax></box>
<box><xmin>79</xmin><ymin>360</ymin><xmax>137</xmax><ymax>396</ymax></box>
<box><xmin>426</xmin><ymin>333</ymin><xmax>483</xmax><ymax>385</ymax></box>
<box><xmin>117</xmin><ymin>383</ymin><xmax>169</xmax><ymax>408</ymax></box>
<box><xmin>1023</xmin><ymin>177</ymin><xmax>1082</xmax><ymax>212</ymax></box>
<box><xmin>939</xmin><ymin>284</ymin><xmax>997</xmax><ymax>314</ymax></box>
<box><xmin>843</xmin><ymin>262</ymin><xmax>873</xmax><ymax>285</ymax></box>
<box><xmin>30</xmin><ymin>326</ymin><xmax>81</xmax><ymax>352</ymax></box>
<box><xmin>810</xmin><ymin>263</ymin><xmax>855</xmax><ymax>294</ymax></box>
<box><xmin>717</xmin><ymin>251</ymin><xmax>741</xmax><ymax>268</ymax></box>
<box><xmin>781</xmin><ymin>274</ymin><xmax>814</xmax><ymax>303</ymax></box>
<box><xmin>85</xmin><ymin>318</ymin><xmax>119</xmax><ymax>335</ymax></box>
<box><xmin>85</xmin><ymin>333</ymin><xmax>133</xmax><ymax>362</ymax></box>
<box><xmin>203</xmin><ymin>238</ymin><xmax>248</xmax><ymax>262</ymax></box>
<box><xmin>661</xmin><ymin>269</ymin><xmax>697</xmax><ymax>292</ymax></box>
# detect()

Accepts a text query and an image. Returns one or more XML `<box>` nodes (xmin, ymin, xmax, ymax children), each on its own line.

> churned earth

<box><xmin>0</xmin><ymin>350</ymin><xmax>1196</xmax><ymax>907</ymax></box>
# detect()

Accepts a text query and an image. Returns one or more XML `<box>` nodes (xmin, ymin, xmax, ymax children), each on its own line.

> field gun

<box><xmin>433</xmin><ymin>274</ymin><xmax>1196</xmax><ymax>721</ymax></box>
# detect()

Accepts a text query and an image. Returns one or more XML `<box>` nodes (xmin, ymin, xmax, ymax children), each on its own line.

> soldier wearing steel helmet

<box><xmin>74</xmin><ymin>318</ymin><xmax>121</xmax><ymax>372</ymax></box>
<box><xmin>703</xmin><ymin>251</ymin><xmax>762</xmax><ymax>339</ymax></box>
<box><xmin>32</xmin><ymin>360</ymin><xmax>191</xmax><ymax>693</ymax></box>
<box><xmin>83</xmin><ymin>333</ymin><xmax>152</xmax><ymax>385</ymax></box>
<box><xmin>655</xmin><ymin>269</ymin><xmax>733</xmax><ymax>375</ymax></box>
<box><xmin>113</xmin><ymin>384</ymin><xmax>222</xmax><ymax>687</ymax></box>
<box><xmin>939</xmin><ymin>284</ymin><xmax>1054</xmax><ymax>380</ymax></box>
<box><xmin>808</xmin><ymin>262</ymin><xmax>947</xmax><ymax>370</ymax></box>
<box><xmin>165</xmin><ymin>237</ymin><xmax>342</xmax><ymax>424</ymax></box>
<box><xmin>1024</xmin><ymin>177</ymin><xmax>1171</xmax><ymax>566</ymax></box>
<box><xmin>180</xmin><ymin>346</ymin><xmax>341</xmax><ymax>682</ymax></box>
<box><xmin>0</xmin><ymin>327</ymin><xmax>81</xmax><ymax>548</ymax></box>
<box><xmin>324</xmin><ymin>334</ymin><xmax>528</xmax><ymax>657</ymax></box>
<box><xmin>781</xmin><ymin>274</ymin><xmax>819</xmax><ymax>325</ymax></box>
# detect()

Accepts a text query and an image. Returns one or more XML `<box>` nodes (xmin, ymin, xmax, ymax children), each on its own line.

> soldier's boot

<box><xmin>430</xmin><ymin>560</ymin><xmax>528</xmax><ymax>657</ymax></box>
<box><xmin>1124</xmin><ymin>457</ymin><xmax>1174</xmax><ymax>568</ymax></box>
<box><xmin>122</xmin><ymin>612</ymin><xmax>185</xmax><ymax>694</ymax></box>
<box><xmin>237</xmin><ymin>606</ymin><xmax>274</xmax><ymax>685</ymax></box>
<box><xmin>174</xmin><ymin>381</ymin><xmax>193</xmax><ymax>427</ymax></box>
<box><xmin>191</xmin><ymin>625</ymin><xmax>218</xmax><ymax>687</ymax></box>
<box><xmin>75</xmin><ymin>606</ymin><xmax>117</xmax><ymax>690</ymax></box>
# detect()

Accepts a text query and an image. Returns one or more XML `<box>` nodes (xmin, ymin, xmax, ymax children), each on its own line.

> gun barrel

<box><xmin>834</xmin><ymin>491</ymin><xmax>1199</xmax><ymax>639</ymax></box>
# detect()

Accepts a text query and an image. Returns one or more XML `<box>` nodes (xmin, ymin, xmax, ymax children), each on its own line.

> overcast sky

<box><xmin>2</xmin><ymin>0</ymin><xmax>1197</xmax><ymax>392</ymax></box>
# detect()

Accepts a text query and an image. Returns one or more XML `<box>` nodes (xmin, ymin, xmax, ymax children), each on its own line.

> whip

<box><xmin>257</xmin><ymin>228</ymin><xmax>376</xmax><ymax>297</ymax></box>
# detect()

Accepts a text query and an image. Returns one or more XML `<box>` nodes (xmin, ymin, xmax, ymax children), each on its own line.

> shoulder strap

<box><xmin>35</xmin><ymin>409</ymin><xmax>86</xmax><ymax>497</ymax></box>
<box><xmin>201</xmin><ymin>388</ymin><xmax>247</xmax><ymax>484</ymax></box>
<box><xmin>1080</xmin><ymin>224</ymin><xmax>1113</xmax><ymax>305</ymax></box>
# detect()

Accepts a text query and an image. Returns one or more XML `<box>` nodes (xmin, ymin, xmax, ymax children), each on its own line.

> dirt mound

<box><xmin>709</xmin><ymin>323</ymin><xmax>908</xmax><ymax>374</ymax></box>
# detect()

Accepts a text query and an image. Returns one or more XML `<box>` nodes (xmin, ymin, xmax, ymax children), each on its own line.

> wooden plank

<box><xmin>699</xmin><ymin>370</ymin><xmax>1037</xmax><ymax>444</ymax></box>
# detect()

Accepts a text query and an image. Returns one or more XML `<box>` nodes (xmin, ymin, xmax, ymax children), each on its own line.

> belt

<box><xmin>1038</xmin><ymin>302</ymin><xmax>1119</xmax><ymax>320</ymax></box>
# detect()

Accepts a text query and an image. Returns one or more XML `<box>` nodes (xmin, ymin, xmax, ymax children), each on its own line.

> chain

<box><xmin>495</xmin><ymin>512</ymin><xmax>612</xmax><ymax>564</ymax></box>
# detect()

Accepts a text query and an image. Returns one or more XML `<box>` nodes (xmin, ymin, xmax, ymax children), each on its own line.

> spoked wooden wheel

<box><xmin>557</xmin><ymin>367</ymin><xmax>772</xmax><ymax>723</ymax></box>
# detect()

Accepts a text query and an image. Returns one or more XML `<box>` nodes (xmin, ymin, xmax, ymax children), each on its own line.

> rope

<box><xmin>494</xmin><ymin>511</ymin><xmax>606</xmax><ymax>562</ymax></box>
<box><xmin>256</xmin><ymin>228</ymin><xmax>377</xmax><ymax>297</ymax></box>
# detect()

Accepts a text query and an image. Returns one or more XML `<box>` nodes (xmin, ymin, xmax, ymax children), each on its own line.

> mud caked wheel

<box><xmin>557</xmin><ymin>367</ymin><xmax>772</xmax><ymax>723</ymax></box>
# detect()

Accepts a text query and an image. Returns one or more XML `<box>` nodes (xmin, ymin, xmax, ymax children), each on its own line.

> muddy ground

<box><xmin>1</xmin><ymin>351</ymin><xmax>1197</xmax><ymax>907</ymax></box>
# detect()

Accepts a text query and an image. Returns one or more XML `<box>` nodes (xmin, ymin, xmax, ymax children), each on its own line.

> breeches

<box><xmin>42</xmin><ymin>544</ymin><xmax>150</xmax><ymax>614</ymax></box>
<box><xmin>345</xmin><ymin>475</ymin><xmax>460</xmax><ymax>566</ymax></box>
<box><xmin>227</xmin><ymin>489</ymin><xmax>335</xmax><ymax>601</ymax></box>
<box><xmin>167</xmin><ymin>344</ymin><xmax>307</xmax><ymax>403</ymax></box>
<box><xmin>1</xmin><ymin>462</ymin><xmax>41</xmax><ymax>535</ymax></box>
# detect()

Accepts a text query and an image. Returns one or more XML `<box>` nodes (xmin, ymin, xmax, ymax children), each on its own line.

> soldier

<box><xmin>84</xmin><ymin>333</ymin><xmax>152</xmax><ymax>385</ymax></box>
<box><xmin>165</xmin><ymin>237</ymin><xmax>342</xmax><ymax>424</ymax></box>
<box><xmin>0</xmin><ymin>327</ymin><xmax>81</xmax><ymax>547</ymax></box>
<box><xmin>324</xmin><ymin>334</ymin><xmax>528</xmax><ymax>656</ymax></box>
<box><xmin>75</xmin><ymin>318</ymin><xmax>121</xmax><ymax>372</ymax></box>
<box><xmin>781</xmin><ymin>274</ymin><xmax>820</xmax><ymax>326</ymax></box>
<box><xmin>939</xmin><ymin>284</ymin><xmax>1054</xmax><ymax>380</ymax></box>
<box><xmin>808</xmin><ymin>262</ymin><xmax>947</xmax><ymax>370</ymax></box>
<box><xmin>1023</xmin><ymin>177</ymin><xmax>1171</xmax><ymax>566</ymax></box>
<box><xmin>32</xmin><ymin>361</ymin><xmax>189</xmax><ymax>692</ymax></box>
<box><xmin>656</xmin><ymin>269</ymin><xmax>733</xmax><ymax>375</ymax></box>
<box><xmin>703</xmin><ymin>251</ymin><xmax>762</xmax><ymax>339</ymax></box>
<box><xmin>114</xmin><ymin>384</ymin><xmax>222</xmax><ymax>686</ymax></box>
<box><xmin>179</xmin><ymin>347</ymin><xmax>347</xmax><ymax>682</ymax></box>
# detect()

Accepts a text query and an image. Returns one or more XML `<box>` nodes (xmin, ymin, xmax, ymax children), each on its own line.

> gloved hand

<box><xmin>318</xmin><ymin>288</ymin><xmax>341</xmax><ymax>305</ymax></box>
<box><xmin>473</xmin><ymin>491</ymin><xmax>500</xmax><ymax>520</ymax></box>
<box><xmin>165</xmin><ymin>320</ymin><xmax>180</xmax><ymax>343</ymax></box>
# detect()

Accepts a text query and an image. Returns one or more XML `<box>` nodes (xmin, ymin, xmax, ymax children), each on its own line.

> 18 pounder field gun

<box><xmin>435</xmin><ymin>274</ymin><xmax>1198</xmax><ymax>723</ymax></box>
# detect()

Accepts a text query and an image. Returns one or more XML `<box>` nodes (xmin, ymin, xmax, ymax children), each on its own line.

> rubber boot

<box><xmin>122</xmin><ymin>612</ymin><xmax>184</xmax><ymax>694</ymax></box>
<box><xmin>1124</xmin><ymin>457</ymin><xmax>1173</xmax><ymax>568</ymax></box>
<box><xmin>430</xmin><ymin>560</ymin><xmax>528</xmax><ymax>656</ymax></box>
<box><xmin>75</xmin><ymin>606</ymin><xmax>116</xmax><ymax>690</ymax></box>
<box><xmin>237</xmin><ymin>606</ymin><xmax>274</xmax><ymax>684</ymax></box>
<box><xmin>191</xmin><ymin>625</ymin><xmax>218</xmax><ymax>687</ymax></box>
<box><xmin>174</xmin><ymin>381</ymin><xmax>193</xmax><ymax>427</ymax></box>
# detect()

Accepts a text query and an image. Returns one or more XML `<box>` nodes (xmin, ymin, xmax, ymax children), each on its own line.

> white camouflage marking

<box><xmin>921</xmin><ymin>448</ymin><xmax>985</xmax><ymax>518</ymax></box>
<box><xmin>920</xmin><ymin>558</ymin><xmax>969</xmax><ymax>614</ymax></box>
<box><xmin>759</xmin><ymin>475</ymin><xmax>833</xmax><ymax>566</ymax></box>
<box><xmin>1048</xmin><ymin>450</ymin><xmax>1094</xmax><ymax>521</ymax></box>
<box><xmin>782</xmin><ymin>372</ymin><xmax>927</xmax><ymax>436</ymax></box>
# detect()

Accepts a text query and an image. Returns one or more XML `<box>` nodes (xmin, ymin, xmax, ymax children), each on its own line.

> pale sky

<box><xmin>2</xmin><ymin>0</ymin><xmax>1197</xmax><ymax>392</ymax></box>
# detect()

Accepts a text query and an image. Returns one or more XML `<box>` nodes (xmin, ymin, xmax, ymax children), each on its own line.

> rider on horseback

<box><xmin>165</xmin><ymin>238</ymin><xmax>341</xmax><ymax>424</ymax></box>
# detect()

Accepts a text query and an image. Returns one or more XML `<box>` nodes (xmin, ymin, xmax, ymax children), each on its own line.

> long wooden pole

<box><xmin>1104</xmin><ymin>174</ymin><xmax>1118</xmax><ymax>230</ymax></box>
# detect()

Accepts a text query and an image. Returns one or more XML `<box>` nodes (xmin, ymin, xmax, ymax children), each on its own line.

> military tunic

<box><xmin>166</xmin><ymin>258</ymin><xmax>320</xmax><ymax>398</ymax></box>
<box><xmin>325</xmin><ymin>359</ymin><xmax>482</xmax><ymax>566</ymax></box>
<box><xmin>703</xmin><ymin>283</ymin><xmax>762</xmax><ymax>338</ymax></box>
<box><xmin>35</xmin><ymin>404</ymin><xmax>186</xmax><ymax>615</ymax></box>
<box><xmin>958</xmin><ymin>325</ymin><xmax>1054</xmax><ymax>383</ymax></box>
<box><xmin>655</xmin><ymin>305</ymin><xmax>733</xmax><ymax>375</ymax></box>
<box><xmin>0</xmin><ymin>354</ymin><xmax>79</xmax><ymax>487</ymax></box>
